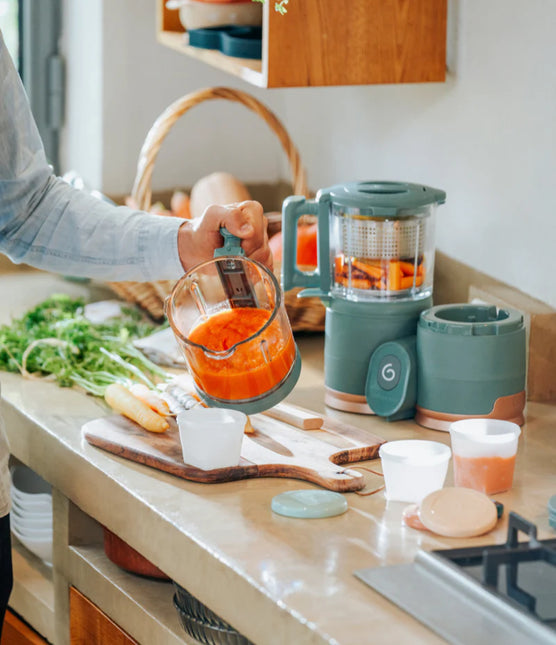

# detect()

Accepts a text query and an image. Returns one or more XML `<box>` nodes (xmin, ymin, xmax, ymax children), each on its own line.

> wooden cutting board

<box><xmin>82</xmin><ymin>412</ymin><xmax>385</xmax><ymax>492</ymax></box>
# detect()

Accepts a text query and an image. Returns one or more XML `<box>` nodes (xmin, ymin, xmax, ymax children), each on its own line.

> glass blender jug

<box><xmin>166</xmin><ymin>229</ymin><xmax>301</xmax><ymax>414</ymax></box>
<box><xmin>282</xmin><ymin>181</ymin><xmax>445</xmax><ymax>414</ymax></box>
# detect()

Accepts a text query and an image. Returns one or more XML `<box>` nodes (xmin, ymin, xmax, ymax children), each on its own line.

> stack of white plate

<box><xmin>10</xmin><ymin>465</ymin><xmax>53</xmax><ymax>566</ymax></box>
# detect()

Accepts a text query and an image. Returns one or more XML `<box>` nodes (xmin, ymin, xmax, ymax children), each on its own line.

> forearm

<box><xmin>1</xmin><ymin>174</ymin><xmax>186</xmax><ymax>282</ymax></box>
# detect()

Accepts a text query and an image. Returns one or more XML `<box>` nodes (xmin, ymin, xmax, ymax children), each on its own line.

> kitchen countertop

<box><xmin>1</xmin><ymin>271</ymin><xmax>556</xmax><ymax>645</ymax></box>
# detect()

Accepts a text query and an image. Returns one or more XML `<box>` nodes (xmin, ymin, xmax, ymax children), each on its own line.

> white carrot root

<box><xmin>129</xmin><ymin>383</ymin><xmax>171</xmax><ymax>416</ymax></box>
<box><xmin>105</xmin><ymin>383</ymin><xmax>169</xmax><ymax>433</ymax></box>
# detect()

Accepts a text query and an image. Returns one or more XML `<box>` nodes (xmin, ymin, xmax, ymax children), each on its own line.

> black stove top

<box><xmin>355</xmin><ymin>512</ymin><xmax>556</xmax><ymax>645</ymax></box>
<box><xmin>435</xmin><ymin>513</ymin><xmax>556</xmax><ymax>630</ymax></box>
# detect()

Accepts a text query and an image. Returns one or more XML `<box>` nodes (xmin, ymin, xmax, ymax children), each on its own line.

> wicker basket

<box><xmin>108</xmin><ymin>86</ymin><xmax>325</xmax><ymax>332</ymax></box>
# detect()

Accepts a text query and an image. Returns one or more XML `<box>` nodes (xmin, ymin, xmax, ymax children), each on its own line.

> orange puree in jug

<box><xmin>453</xmin><ymin>454</ymin><xmax>516</xmax><ymax>495</ymax></box>
<box><xmin>188</xmin><ymin>307</ymin><xmax>295</xmax><ymax>401</ymax></box>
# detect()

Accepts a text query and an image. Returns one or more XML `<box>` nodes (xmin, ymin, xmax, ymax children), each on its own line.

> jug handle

<box><xmin>282</xmin><ymin>196</ymin><xmax>322</xmax><ymax>291</ymax></box>
<box><xmin>213</xmin><ymin>227</ymin><xmax>245</xmax><ymax>258</ymax></box>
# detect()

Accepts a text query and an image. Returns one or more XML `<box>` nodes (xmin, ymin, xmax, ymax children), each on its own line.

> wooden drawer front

<box><xmin>69</xmin><ymin>587</ymin><xmax>137</xmax><ymax>645</ymax></box>
<box><xmin>1</xmin><ymin>609</ymin><xmax>47</xmax><ymax>645</ymax></box>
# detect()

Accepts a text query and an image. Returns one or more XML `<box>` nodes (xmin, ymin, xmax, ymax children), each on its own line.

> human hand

<box><xmin>177</xmin><ymin>200</ymin><xmax>272</xmax><ymax>272</ymax></box>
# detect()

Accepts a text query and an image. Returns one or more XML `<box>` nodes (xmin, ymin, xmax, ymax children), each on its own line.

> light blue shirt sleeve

<box><xmin>0</xmin><ymin>30</ymin><xmax>186</xmax><ymax>282</ymax></box>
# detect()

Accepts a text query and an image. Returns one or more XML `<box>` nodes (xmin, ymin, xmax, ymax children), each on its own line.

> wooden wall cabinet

<box><xmin>158</xmin><ymin>0</ymin><xmax>447</xmax><ymax>88</ymax></box>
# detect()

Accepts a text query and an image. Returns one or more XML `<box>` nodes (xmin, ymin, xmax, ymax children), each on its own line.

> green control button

<box><xmin>377</xmin><ymin>355</ymin><xmax>401</xmax><ymax>390</ymax></box>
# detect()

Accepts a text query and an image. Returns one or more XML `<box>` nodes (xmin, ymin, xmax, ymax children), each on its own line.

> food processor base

<box><xmin>415</xmin><ymin>390</ymin><xmax>526</xmax><ymax>431</ymax></box>
<box><xmin>324</xmin><ymin>387</ymin><xmax>374</xmax><ymax>415</ymax></box>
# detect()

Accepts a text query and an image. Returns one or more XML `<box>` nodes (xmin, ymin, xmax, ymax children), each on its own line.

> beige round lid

<box><xmin>419</xmin><ymin>487</ymin><xmax>498</xmax><ymax>538</ymax></box>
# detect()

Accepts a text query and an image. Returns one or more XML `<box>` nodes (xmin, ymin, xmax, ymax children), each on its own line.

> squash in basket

<box><xmin>189</xmin><ymin>171</ymin><xmax>251</xmax><ymax>218</ymax></box>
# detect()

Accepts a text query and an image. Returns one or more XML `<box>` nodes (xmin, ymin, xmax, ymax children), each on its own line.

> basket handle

<box><xmin>131</xmin><ymin>86</ymin><xmax>309</xmax><ymax>211</ymax></box>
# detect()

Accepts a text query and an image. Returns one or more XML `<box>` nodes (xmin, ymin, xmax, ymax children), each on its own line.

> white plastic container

<box><xmin>379</xmin><ymin>440</ymin><xmax>451</xmax><ymax>503</ymax></box>
<box><xmin>177</xmin><ymin>408</ymin><xmax>246</xmax><ymax>470</ymax></box>
<box><xmin>449</xmin><ymin>418</ymin><xmax>521</xmax><ymax>494</ymax></box>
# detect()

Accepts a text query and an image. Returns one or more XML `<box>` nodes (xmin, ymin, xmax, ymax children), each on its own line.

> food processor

<box><xmin>282</xmin><ymin>180</ymin><xmax>446</xmax><ymax>414</ymax></box>
<box><xmin>166</xmin><ymin>229</ymin><xmax>301</xmax><ymax>414</ymax></box>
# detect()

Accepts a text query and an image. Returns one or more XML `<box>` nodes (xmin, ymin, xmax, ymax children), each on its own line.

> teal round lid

<box><xmin>419</xmin><ymin>304</ymin><xmax>524</xmax><ymax>336</ymax></box>
<box><xmin>317</xmin><ymin>181</ymin><xmax>446</xmax><ymax>216</ymax></box>
<box><xmin>271</xmin><ymin>490</ymin><xmax>348</xmax><ymax>519</ymax></box>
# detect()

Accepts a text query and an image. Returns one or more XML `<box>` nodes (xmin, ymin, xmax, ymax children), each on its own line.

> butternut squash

<box><xmin>189</xmin><ymin>171</ymin><xmax>252</xmax><ymax>218</ymax></box>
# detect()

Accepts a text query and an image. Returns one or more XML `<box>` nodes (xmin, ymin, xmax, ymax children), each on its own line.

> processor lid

<box><xmin>419</xmin><ymin>304</ymin><xmax>524</xmax><ymax>336</ymax></box>
<box><xmin>317</xmin><ymin>181</ymin><xmax>446</xmax><ymax>216</ymax></box>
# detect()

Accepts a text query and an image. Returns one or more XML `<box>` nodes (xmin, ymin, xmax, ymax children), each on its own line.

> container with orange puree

<box><xmin>187</xmin><ymin>307</ymin><xmax>296</xmax><ymax>402</ymax></box>
<box><xmin>165</xmin><ymin>240</ymin><xmax>301</xmax><ymax>414</ymax></box>
<box><xmin>449</xmin><ymin>418</ymin><xmax>521</xmax><ymax>495</ymax></box>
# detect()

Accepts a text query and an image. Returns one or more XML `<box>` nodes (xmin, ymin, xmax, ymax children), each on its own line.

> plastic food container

<box><xmin>177</xmin><ymin>408</ymin><xmax>246</xmax><ymax>470</ymax></box>
<box><xmin>379</xmin><ymin>440</ymin><xmax>451</xmax><ymax>503</ymax></box>
<box><xmin>166</xmin><ymin>253</ymin><xmax>300</xmax><ymax>414</ymax></box>
<box><xmin>449</xmin><ymin>418</ymin><xmax>521</xmax><ymax>495</ymax></box>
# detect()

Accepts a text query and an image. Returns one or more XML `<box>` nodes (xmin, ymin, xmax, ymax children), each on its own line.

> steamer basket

<box><xmin>107</xmin><ymin>86</ymin><xmax>325</xmax><ymax>332</ymax></box>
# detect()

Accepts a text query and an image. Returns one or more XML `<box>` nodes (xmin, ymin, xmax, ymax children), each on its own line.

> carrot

<box><xmin>399</xmin><ymin>261</ymin><xmax>416</xmax><ymax>276</ymax></box>
<box><xmin>337</xmin><ymin>276</ymin><xmax>372</xmax><ymax>290</ymax></box>
<box><xmin>400</xmin><ymin>274</ymin><xmax>424</xmax><ymax>290</ymax></box>
<box><xmin>351</xmin><ymin>258</ymin><xmax>383</xmax><ymax>280</ymax></box>
<box><xmin>129</xmin><ymin>383</ymin><xmax>171</xmax><ymax>416</ymax></box>
<box><xmin>104</xmin><ymin>383</ymin><xmax>169</xmax><ymax>433</ymax></box>
<box><xmin>334</xmin><ymin>254</ymin><xmax>346</xmax><ymax>275</ymax></box>
<box><xmin>387</xmin><ymin>261</ymin><xmax>402</xmax><ymax>290</ymax></box>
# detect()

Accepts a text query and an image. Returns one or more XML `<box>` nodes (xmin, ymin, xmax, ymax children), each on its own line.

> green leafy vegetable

<box><xmin>0</xmin><ymin>294</ymin><xmax>169</xmax><ymax>396</ymax></box>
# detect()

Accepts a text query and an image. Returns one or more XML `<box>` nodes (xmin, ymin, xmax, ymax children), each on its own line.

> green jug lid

<box><xmin>419</xmin><ymin>304</ymin><xmax>524</xmax><ymax>336</ymax></box>
<box><xmin>271</xmin><ymin>490</ymin><xmax>348</xmax><ymax>519</ymax></box>
<box><xmin>316</xmin><ymin>181</ymin><xmax>446</xmax><ymax>216</ymax></box>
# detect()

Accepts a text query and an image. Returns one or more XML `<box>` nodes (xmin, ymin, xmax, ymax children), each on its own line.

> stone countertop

<box><xmin>1</xmin><ymin>271</ymin><xmax>555</xmax><ymax>645</ymax></box>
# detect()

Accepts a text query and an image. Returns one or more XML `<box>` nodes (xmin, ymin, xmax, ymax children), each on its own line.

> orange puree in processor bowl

<box><xmin>453</xmin><ymin>454</ymin><xmax>516</xmax><ymax>495</ymax></box>
<box><xmin>188</xmin><ymin>308</ymin><xmax>296</xmax><ymax>402</ymax></box>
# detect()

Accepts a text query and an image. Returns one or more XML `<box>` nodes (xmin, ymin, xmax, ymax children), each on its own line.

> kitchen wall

<box><xmin>60</xmin><ymin>0</ymin><xmax>556</xmax><ymax>309</ymax></box>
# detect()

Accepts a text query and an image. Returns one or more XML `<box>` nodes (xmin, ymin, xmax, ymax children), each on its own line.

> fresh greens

<box><xmin>0</xmin><ymin>294</ymin><xmax>169</xmax><ymax>396</ymax></box>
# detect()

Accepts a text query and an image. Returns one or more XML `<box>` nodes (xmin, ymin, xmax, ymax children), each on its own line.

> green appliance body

<box><xmin>415</xmin><ymin>304</ymin><xmax>526</xmax><ymax>430</ymax></box>
<box><xmin>282</xmin><ymin>181</ymin><xmax>446</xmax><ymax>414</ymax></box>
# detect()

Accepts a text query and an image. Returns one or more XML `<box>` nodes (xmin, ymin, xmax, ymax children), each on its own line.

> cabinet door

<box><xmin>1</xmin><ymin>609</ymin><xmax>48</xmax><ymax>645</ymax></box>
<box><xmin>69</xmin><ymin>587</ymin><xmax>137</xmax><ymax>645</ymax></box>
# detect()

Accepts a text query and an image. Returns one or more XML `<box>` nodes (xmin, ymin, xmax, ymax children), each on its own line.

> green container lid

<box><xmin>419</xmin><ymin>304</ymin><xmax>524</xmax><ymax>336</ymax></box>
<box><xmin>317</xmin><ymin>181</ymin><xmax>446</xmax><ymax>216</ymax></box>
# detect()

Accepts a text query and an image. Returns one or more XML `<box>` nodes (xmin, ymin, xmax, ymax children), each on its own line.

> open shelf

<box><xmin>158</xmin><ymin>30</ymin><xmax>264</xmax><ymax>87</ymax></box>
<box><xmin>67</xmin><ymin>544</ymin><xmax>193</xmax><ymax>645</ymax></box>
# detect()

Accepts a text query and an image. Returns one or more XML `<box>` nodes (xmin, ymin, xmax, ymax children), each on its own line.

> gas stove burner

<box><xmin>438</xmin><ymin>512</ymin><xmax>556</xmax><ymax>626</ymax></box>
<box><xmin>355</xmin><ymin>511</ymin><xmax>556</xmax><ymax>645</ymax></box>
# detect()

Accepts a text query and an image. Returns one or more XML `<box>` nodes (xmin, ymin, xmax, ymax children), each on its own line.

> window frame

<box><xmin>19</xmin><ymin>0</ymin><xmax>63</xmax><ymax>172</ymax></box>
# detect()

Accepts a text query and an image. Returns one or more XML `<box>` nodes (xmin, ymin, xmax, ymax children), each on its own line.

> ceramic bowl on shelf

<box><xmin>10</xmin><ymin>464</ymin><xmax>52</xmax><ymax>498</ymax></box>
<box><xmin>10</xmin><ymin>494</ymin><xmax>52</xmax><ymax>516</ymax></box>
<box><xmin>10</xmin><ymin>507</ymin><xmax>53</xmax><ymax>533</ymax></box>
<box><xmin>166</xmin><ymin>0</ymin><xmax>262</xmax><ymax>31</ymax></box>
<box><xmin>10</xmin><ymin>523</ymin><xmax>53</xmax><ymax>566</ymax></box>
